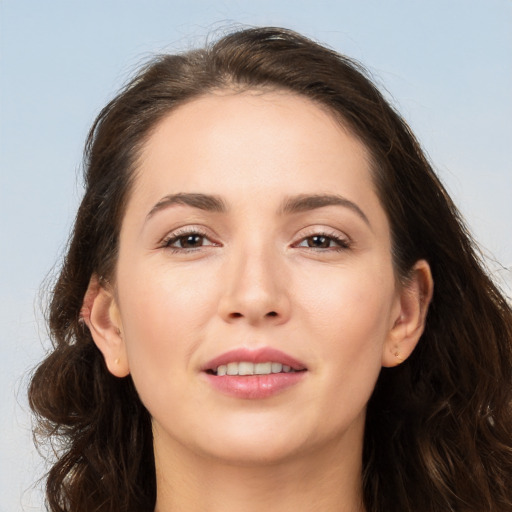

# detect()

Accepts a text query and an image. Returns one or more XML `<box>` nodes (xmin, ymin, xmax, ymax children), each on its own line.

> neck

<box><xmin>153</xmin><ymin>429</ymin><xmax>366</xmax><ymax>512</ymax></box>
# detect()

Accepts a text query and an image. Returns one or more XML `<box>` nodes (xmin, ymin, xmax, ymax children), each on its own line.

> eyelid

<box><xmin>292</xmin><ymin>226</ymin><xmax>352</xmax><ymax>250</ymax></box>
<box><xmin>159</xmin><ymin>225</ymin><xmax>220</xmax><ymax>250</ymax></box>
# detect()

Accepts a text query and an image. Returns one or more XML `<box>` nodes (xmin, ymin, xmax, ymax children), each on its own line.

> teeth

<box><xmin>255</xmin><ymin>362</ymin><xmax>272</xmax><ymax>374</ymax></box>
<box><xmin>214</xmin><ymin>361</ymin><xmax>299</xmax><ymax>376</ymax></box>
<box><xmin>226</xmin><ymin>362</ymin><xmax>238</xmax><ymax>375</ymax></box>
<box><xmin>238</xmin><ymin>362</ymin><xmax>254</xmax><ymax>375</ymax></box>
<box><xmin>271</xmin><ymin>362</ymin><xmax>282</xmax><ymax>373</ymax></box>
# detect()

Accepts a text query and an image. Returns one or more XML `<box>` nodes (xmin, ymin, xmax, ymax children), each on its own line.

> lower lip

<box><xmin>203</xmin><ymin>372</ymin><xmax>306</xmax><ymax>399</ymax></box>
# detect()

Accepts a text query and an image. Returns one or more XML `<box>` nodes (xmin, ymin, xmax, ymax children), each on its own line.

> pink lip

<box><xmin>201</xmin><ymin>347</ymin><xmax>307</xmax><ymax>399</ymax></box>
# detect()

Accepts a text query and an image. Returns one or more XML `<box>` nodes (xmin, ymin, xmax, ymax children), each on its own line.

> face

<box><xmin>102</xmin><ymin>91</ymin><xmax>414</xmax><ymax>466</ymax></box>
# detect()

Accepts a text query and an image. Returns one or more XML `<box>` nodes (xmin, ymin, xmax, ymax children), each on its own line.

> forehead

<box><xmin>133</xmin><ymin>90</ymin><xmax>376</xmax><ymax>201</ymax></box>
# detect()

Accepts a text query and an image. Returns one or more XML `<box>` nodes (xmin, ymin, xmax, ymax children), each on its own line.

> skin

<box><xmin>86</xmin><ymin>90</ymin><xmax>433</xmax><ymax>512</ymax></box>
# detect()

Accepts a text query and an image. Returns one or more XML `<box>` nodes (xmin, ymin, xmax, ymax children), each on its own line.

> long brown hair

<box><xmin>29</xmin><ymin>27</ymin><xmax>512</xmax><ymax>512</ymax></box>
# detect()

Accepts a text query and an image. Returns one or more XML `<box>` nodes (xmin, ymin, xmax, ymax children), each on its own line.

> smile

<box><xmin>211</xmin><ymin>361</ymin><xmax>303</xmax><ymax>376</ymax></box>
<box><xmin>202</xmin><ymin>347</ymin><xmax>308</xmax><ymax>398</ymax></box>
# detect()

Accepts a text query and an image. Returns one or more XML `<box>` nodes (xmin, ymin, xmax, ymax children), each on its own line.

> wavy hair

<box><xmin>29</xmin><ymin>27</ymin><xmax>512</xmax><ymax>512</ymax></box>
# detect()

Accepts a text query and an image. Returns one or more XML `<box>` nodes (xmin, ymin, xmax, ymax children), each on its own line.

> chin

<box><xmin>181</xmin><ymin>415</ymin><xmax>314</xmax><ymax>466</ymax></box>
<box><xmin>200</xmin><ymin>437</ymin><xmax>305</xmax><ymax>467</ymax></box>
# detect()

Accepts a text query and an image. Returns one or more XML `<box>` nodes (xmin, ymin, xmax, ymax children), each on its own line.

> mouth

<box><xmin>201</xmin><ymin>347</ymin><xmax>308</xmax><ymax>398</ymax></box>
<box><xmin>206</xmin><ymin>361</ymin><xmax>306</xmax><ymax>376</ymax></box>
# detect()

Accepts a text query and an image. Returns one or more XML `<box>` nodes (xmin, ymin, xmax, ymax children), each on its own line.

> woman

<box><xmin>29</xmin><ymin>27</ymin><xmax>512</xmax><ymax>512</ymax></box>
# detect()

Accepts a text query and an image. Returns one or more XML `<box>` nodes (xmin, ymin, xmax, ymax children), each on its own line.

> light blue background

<box><xmin>1</xmin><ymin>1</ymin><xmax>511</xmax><ymax>510</ymax></box>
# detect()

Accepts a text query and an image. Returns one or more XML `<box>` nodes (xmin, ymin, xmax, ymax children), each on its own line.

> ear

<box><xmin>382</xmin><ymin>260</ymin><xmax>434</xmax><ymax>367</ymax></box>
<box><xmin>81</xmin><ymin>274</ymin><xmax>130</xmax><ymax>377</ymax></box>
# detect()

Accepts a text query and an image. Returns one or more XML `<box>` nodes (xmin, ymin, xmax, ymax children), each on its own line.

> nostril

<box><xmin>225</xmin><ymin>311</ymin><xmax>280</xmax><ymax>321</ymax></box>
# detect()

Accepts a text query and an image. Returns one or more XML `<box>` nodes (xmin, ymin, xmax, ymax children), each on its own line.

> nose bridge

<box><xmin>218</xmin><ymin>236</ymin><xmax>289</xmax><ymax>324</ymax></box>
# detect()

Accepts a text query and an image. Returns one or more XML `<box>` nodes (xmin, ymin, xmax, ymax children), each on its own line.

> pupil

<box><xmin>182</xmin><ymin>235</ymin><xmax>202</xmax><ymax>248</ymax></box>
<box><xmin>309</xmin><ymin>235</ymin><xmax>329</xmax><ymax>248</ymax></box>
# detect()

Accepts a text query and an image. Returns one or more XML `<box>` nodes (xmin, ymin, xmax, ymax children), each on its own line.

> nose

<box><xmin>217</xmin><ymin>244</ymin><xmax>291</xmax><ymax>326</ymax></box>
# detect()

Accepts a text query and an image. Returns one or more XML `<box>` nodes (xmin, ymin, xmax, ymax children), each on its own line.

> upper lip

<box><xmin>202</xmin><ymin>347</ymin><xmax>307</xmax><ymax>372</ymax></box>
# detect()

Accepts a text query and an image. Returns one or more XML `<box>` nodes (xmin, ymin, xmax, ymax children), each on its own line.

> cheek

<box><xmin>115</xmin><ymin>263</ymin><xmax>219</xmax><ymax>393</ymax></box>
<box><xmin>118</xmin><ymin>260</ymin><xmax>217</xmax><ymax>334</ymax></box>
<box><xmin>297</xmin><ymin>259</ymin><xmax>395</xmax><ymax>341</ymax></box>
<box><xmin>294</xmin><ymin>259</ymin><xmax>396</xmax><ymax>388</ymax></box>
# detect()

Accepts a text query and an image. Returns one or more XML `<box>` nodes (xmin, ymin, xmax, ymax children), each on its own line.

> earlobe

<box><xmin>81</xmin><ymin>275</ymin><xmax>130</xmax><ymax>377</ymax></box>
<box><xmin>382</xmin><ymin>260</ymin><xmax>433</xmax><ymax>367</ymax></box>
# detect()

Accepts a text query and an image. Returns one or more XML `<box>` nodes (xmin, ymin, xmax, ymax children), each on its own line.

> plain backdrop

<box><xmin>1</xmin><ymin>1</ymin><xmax>511</xmax><ymax>510</ymax></box>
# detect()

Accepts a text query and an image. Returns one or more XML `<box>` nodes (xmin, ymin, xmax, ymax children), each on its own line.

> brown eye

<box><xmin>177</xmin><ymin>234</ymin><xmax>204</xmax><ymax>248</ymax></box>
<box><xmin>307</xmin><ymin>235</ymin><xmax>332</xmax><ymax>248</ymax></box>
<box><xmin>296</xmin><ymin>232</ymin><xmax>350</xmax><ymax>251</ymax></box>
<box><xmin>163</xmin><ymin>231</ymin><xmax>216</xmax><ymax>251</ymax></box>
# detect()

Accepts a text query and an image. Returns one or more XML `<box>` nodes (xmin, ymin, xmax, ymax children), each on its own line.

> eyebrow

<box><xmin>146</xmin><ymin>192</ymin><xmax>370</xmax><ymax>227</ymax></box>
<box><xmin>280</xmin><ymin>194</ymin><xmax>370</xmax><ymax>226</ymax></box>
<box><xmin>146</xmin><ymin>193</ymin><xmax>227</xmax><ymax>220</ymax></box>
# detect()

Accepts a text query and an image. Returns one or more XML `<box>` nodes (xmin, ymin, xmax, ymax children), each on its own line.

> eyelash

<box><xmin>294</xmin><ymin>231</ymin><xmax>351</xmax><ymax>251</ymax></box>
<box><xmin>160</xmin><ymin>228</ymin><xmax>350</xmax><ymax>254</ymax></box>
<box><xmin>160</xmin><ymin>227</ymin><xmax>217</xmax><ymax>253</ymax></box>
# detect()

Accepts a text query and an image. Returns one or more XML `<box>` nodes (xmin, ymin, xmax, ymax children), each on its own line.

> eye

<box><xmin>295</xmin><ymin>232</ymin><xmax>350</xmax><ymax>251</ymax></box>
<box><xmin>161</xmin><ymin>229</ymin><xmax>218</xmax><ymax>251</ymax></box>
